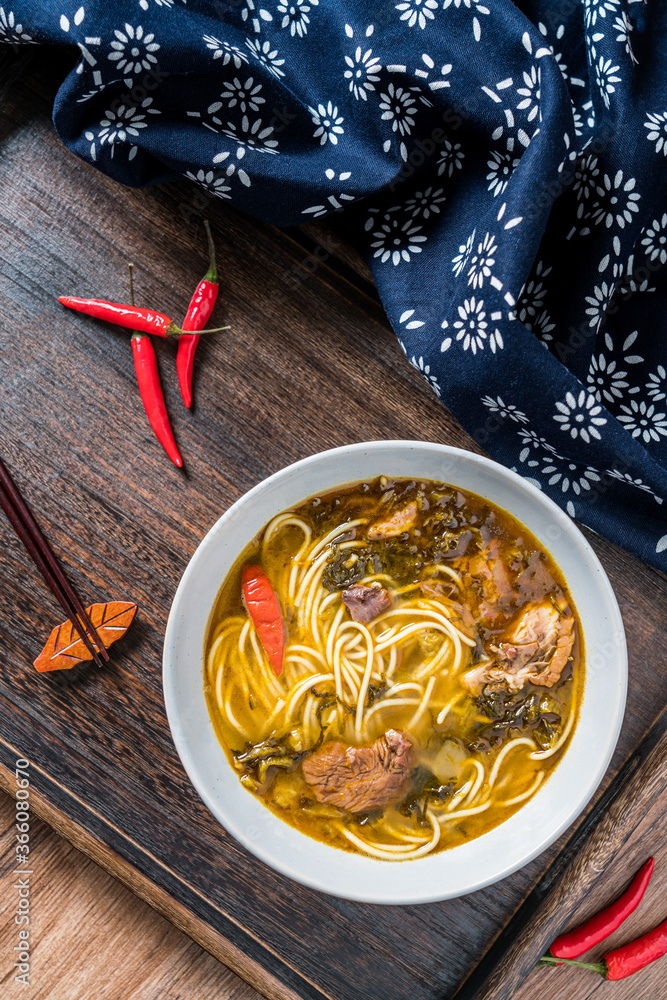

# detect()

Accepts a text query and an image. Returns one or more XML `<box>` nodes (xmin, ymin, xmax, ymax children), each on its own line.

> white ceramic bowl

<box><xmin>163</xmin><ymin>441</ymin><xmax>627</xmax><ymax>904</ymax></box>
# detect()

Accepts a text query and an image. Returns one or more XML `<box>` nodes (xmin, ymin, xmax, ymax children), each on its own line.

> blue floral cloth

<box><xmin>3</xmin><ymin>0</ymin><xmax>667</xmax><ymax>571</ymax></box>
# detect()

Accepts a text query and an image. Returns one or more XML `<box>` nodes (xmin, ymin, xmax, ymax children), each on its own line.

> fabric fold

<box><xmin>2</xmin><ymin>0</ymin><xmax>667</xmax><ymax>570</ymax></box>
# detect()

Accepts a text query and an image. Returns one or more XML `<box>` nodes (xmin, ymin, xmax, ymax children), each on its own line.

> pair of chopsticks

<box><xmin>0</xmin><ymin>454</ymin><xmax>109</xmax><ymax>668</ymax></box>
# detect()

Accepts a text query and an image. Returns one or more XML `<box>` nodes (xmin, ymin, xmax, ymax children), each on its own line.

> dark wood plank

<box><xmin>2</xmin><ymin>47</ymin><xmax>667</xmax><ymax>1000</ymax></box>
<box><xmin>0</xmin><ymin>790</ymin><xmax>263</xmax><ymax>1000</ymax></box>
<box><xmin>454</xmin><ymin>705</ymin><xmax>667</xmax><ymax>999</ymax></box>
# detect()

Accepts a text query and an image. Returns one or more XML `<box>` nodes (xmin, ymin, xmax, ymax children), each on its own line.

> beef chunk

<box><xmin>301</xmin><ymin>729</ymin><xmax>415</xmax><ymax>813</ymax></box>
<box><xmin>462</xmin><ymin>601</ymin><xmax>575</xmax><ymax>695</ymax></box>
<box><xmin>367</xmin><ymin>502</ymin><xmax>418</xmax><ymax>539</ymax></box>
<box><xmin>341</xmin><ymin>583</ymin><xmax>392</xmax><ymax>623</ymax></box>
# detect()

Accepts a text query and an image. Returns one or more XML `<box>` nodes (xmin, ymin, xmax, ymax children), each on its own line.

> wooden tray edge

<box><xmin>453</xmin><ymin>705</ymin><xmax>667</xmax><ymax>999</ymax></box>
<box><xmin>0</xmin><ymin>755</ymin><xmax>318</xmax><ymax>1000</ymax></box>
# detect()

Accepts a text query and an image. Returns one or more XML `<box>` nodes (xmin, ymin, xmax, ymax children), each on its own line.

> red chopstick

<box><xmin>0</xmin><ymin>455</ymin><xmax>109</xmax><ymax>667</ymax></box>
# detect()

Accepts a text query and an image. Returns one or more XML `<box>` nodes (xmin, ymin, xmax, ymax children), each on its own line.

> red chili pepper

<box><xmin>549</xmin><ymin>858</ymin><xmax>655</xmax><ymax>960</ymax></box>
<box><xmin>241</xmin><ymin>564</ymin><xmax>284</xmax><ymax>676</ymax></box>
<box><xmin>604</xmin><ymin>916</ymin><xmax>667</xmax><ymax>980</ymax></box>
<box><xmin>127</xmin><ymin>265</ymin><xmax>183</xmax><ymax>468</ymax></box>
<box><xmin>59</xmin><ymin>296</ymin><xmax>228</xmax><ymax>339</ymax></box>
<box><xmin>539</xmin><ymin>916</ymin><xmax>667</xmax><ymax>980</ymax></box>
<box><xmin>177</xmin><ymin>220</ymin><xmax>219</xmax><ymax>409</ymax></box>
<box><xmin>131</xmin><ymin>334</ymin><xmax>183</xmax><ymax>467</ymax></box>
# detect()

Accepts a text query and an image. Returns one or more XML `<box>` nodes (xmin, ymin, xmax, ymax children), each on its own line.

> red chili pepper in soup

<box><xmin>242</xmin><ymin>565</ymin><xmax>284</xmax><ymax>676</ymax></box>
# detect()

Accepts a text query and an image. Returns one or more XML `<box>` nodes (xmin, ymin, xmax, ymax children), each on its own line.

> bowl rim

<box><xmin>163</xmin><ymin>440</ymin><xmax>627</xmax><ymax>904</ymax></box>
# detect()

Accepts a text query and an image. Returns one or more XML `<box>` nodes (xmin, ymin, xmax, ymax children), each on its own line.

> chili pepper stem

<box><xmin>203</xmin><ymin>219</ymin><xmax>218</xmax><ymax>283</ymax></box>
<box><xmin>537</xmin><ymin>956</ymin><xmax>606</xmax><ymax>976</ymax></box>
<box><xmin>165</xmin><ymin>322</ymin><xmax>229</xmax><ymax>338</ymax></box>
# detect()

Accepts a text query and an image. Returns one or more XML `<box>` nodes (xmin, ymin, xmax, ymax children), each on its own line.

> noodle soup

<box><xmin>204</xmin><ymin>477</ymin><xmax>582</xmax><ymax>861</ymax></box>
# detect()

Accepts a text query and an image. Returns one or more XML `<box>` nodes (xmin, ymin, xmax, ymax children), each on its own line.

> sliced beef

<box><xmin>461</xmin><ymin>601</ymin><xmax>575</xmax><ymax>695</ymax></box>
<box><xmin>342</xmin><ymin>582</ymin><xmax>392</xmax><ymax>623</ymax></box>
<box><xmin>459</xmin><ymin>537</ymin><xmax>515</xmax><ymax>623</ymax></box>
<box><xmin>301</xmin><ymin>729</ymin><xmax>415</xmax><ymax>813</ymax></box>
<box><xmin>367</xmin><ymin>501</ymin><xmax>418</xmax><ymax>539</ymax></box>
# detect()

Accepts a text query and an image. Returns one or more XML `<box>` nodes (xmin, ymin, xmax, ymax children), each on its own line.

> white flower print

<box><xmin>442</xmin><ymin>0</ymin><xmax>490</xmax><ymax>42</ymax></box>
<box><xmin>183</xmin><ymin>168</ymin><xmax>231</xmax><ymax>201</ymax></box>
<box><xmin>139</xmin><ymin>0</ymin><xmax>183</xmax><ymax>8</ymax></box>
<box><xmin>524</xmin><ymin>309</ymin><xmax>556</xmax><ymax>345</ymax></box>
<box><xmin>452</xmin><ymin>229</ymin><xmax>475</xmax><ymax>277</ymax></box>
<box><xmin>447</xmin><ymin>297</ymin><xmax>503</xmax><ymax>355</ymax></box>
<box><xmin>212</xmin><ymin>148</ymin><xmax>252</xmax><ymax>187</ymax></box>
<box><xmin>570</xmin><ymin>103</ymin><xmax>585</xmax><ymax>139</ymax></box>
<box><xmin>517</xmin><ymin>261</ymin><xmax>551</xmax><ymax>323</ymax></box>
<box><xmin>277</xmin><ymin>0</ymin><xmax>318</xmax><ymax>38</ymax></box>
<box><xmin>644</xmin><ymin>112</ymin><xmax>667</xmax><ymax>155</ymax></box>
<box><xmin>486</xmin><ymin>82</ymin><xmax>538</xmax><ymax>153</ymax></box>
<box><xmin>395</xmin><ymin>0</ymin><xmax>438</xmax><ymax>30</ymax></box>
<box><xmin>543</xmin><ymin>455</ymin><xmax>601</xmax><ymax>496</ymax></box>
<box><xmin>605</xmin><ymin>469</ymin><xmax>664</xmax><ymax>504</ymax></box>
<box><xmin>343</xmin><ymin>24</ymin><xmax>381</xmax><ymax>102</ymax></box>
<box><xmin>584</xmin><ymin>0</ymin><xmax>620</xmax><ymax>28</ymax></box>
<box><xmin>217</xmin><ymin>77</ymin><xmax>264</xmax><ymax>114</ymax></box>
<box><xmin>615</xmin><ymin>269</ymin><xmax>656</xmax><ymax>297</ymax></box>
<box><xmin>379</xmin><ymin>84</ymin><xmax>417</xmax><ymax>138</ymax></box>
<box><xmin>367</xmin><ymin>208</ymin><xmax>427</xmax><ymax>265</ymax></box>
<box><xmin>591</xmin><ymin>170</ymin><xmax>641</xmax><ymax>230</ymax></box>
<box><xmin>584</xmin><ymin>281</ymin><xmax>616</xmax><ymax>331</ymax></box>
<box><xmin>641</xmin><ymin>214</ymin><xmax>667</xmax><ymax>263</ymax></box>
<box><xmin>410</xmin><ymin>356</ymin><xmax>441</xmax><ymax>396</ymax></box>
<box><xmin>308</xmin><ymin>102</ymin><xmax>344</xmax><ymax>146</ymax></box>
<box><xmin>593</xmin><ymin>55</ymin><xmax>621</xmax><ymax>110</ymax></box>
<box><xmin>302</xmin><ymin>168</ymin><xmax>354</xmax><ymax>217</ymax></box>
<box><xmin>466</xmin><ymin>232</ymin><xmax>497</xmax><ymax>290</ymax></box>
<box><xmin>84</xmin><ymin>98</ymin><xmax>160</xmax><ymax>161</ymax></box>
<box><xmin>398</xmin><ymin>308</ymin><xmax>426</xmax><ymax>331</ymax></box>
<box><xmin>108</xmin><ymin>23</ymin><xmax>160</xmax><ymax>86</ymax></box>
<box><xmin>602</xmin><ymin>328</ymin><xmax>645</xmax><ymax>366</ymax></box>
<box><xmin>646</xmin><ymin>366</ymin><xmax>667</xmax><ymax>402</ymax></box>
<box><xmin>0</xmin><ymin>7</ymin><xmax>34</xmax><ymax>43</ymax></box>
<box><xmin>587</xmin><ymin>353</ymin><xmax>636</xmax><ymax>403</ymax></box>
<box><xmin>537</xmin><ymin>21</ymin><xmax>567</xmax><ymax>80</ymax></box>
<box><xmin>516</xmin><ymin>65</ymin><xmax>541</xmax><ymax>123</ymax></box>
<box><xmin>553</xmin><ymin>390</ymin><xmax>607</xmax><ymax>442</ymax></box>
<box><xmin>222</xmin><ymin>116</ymin><xmax>279</xmax><ymax>153</ymax></box>
<box><xmin>419</xmin><ymin>55</ymin><xmax>453</xmax><ymax>92</ymax></box>
<box><xmin>242</xmin><ymin>0</ymin><xmax>273</xmax><ymax>33</ymax></box>
<box><xmin>573</xmin><ymin>154</ymin><xmax>600</xmax><ymax>209</ymax></box>
<box><xmin>526</xmin><ymin>451</ymin><xmax>601</xmax><ymax>517</ymax></box>
<box><xmin>481</xmin><ymin>396</ymin><xmax>528</xmax><ymax>423</ymax></box>
<box><xmin>405</xmin><ymin>186</ymin><xmax>446</xmax><ymax>220</ymax></box>
<box><xmin>614</xmin><ymin>13</ymin><xmax>637</xmax><ymax>63</ymax></box>
<box><xmin>517</xmin><ymin>428</ymin><xmax>558</xmax><ymax>460</ymax></box>
<box><xmin>486</xmin><ymin>151</ymin><xmax>520</xmax><ymax>197</ymax></box>
<box><xmin>618</xmin><ymin>400</ymin><xmax>667</xmax><ymax>443</ymax></box>
<box><xmin>245</xmin><ymin>38</ymin><xmax>285</xmax><ymax>78</ymax></box>
<box><xmin>203</xmin><ymin>37</ymin><xmax>248</xmax><ymax>67</ymax></box>
<box><xmin>437</xmin><ymin>139</ymin><xmax>465</xmax><ymax>177</ymax></box>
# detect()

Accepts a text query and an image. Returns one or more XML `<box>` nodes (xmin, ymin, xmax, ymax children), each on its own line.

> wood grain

<box><xmin>0</xmin><ymin>789</ymin><xmax>262</xmax><ymax>1000</ymax></box>
<box><xmin>454</xmin><ymin>705</ymin><xmax>667</xmax><ymax>999</ymax></box>
<box><xmin>2</xmin><ymin>45</ymin><xmax>667</xmax><ymax>1000</ymax></box>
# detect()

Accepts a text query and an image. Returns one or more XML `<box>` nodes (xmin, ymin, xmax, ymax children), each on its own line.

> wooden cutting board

<box><xmin>2</xmin><ymin>48</ymin><xmax>667</xmax><ymax>1000</ymax></box>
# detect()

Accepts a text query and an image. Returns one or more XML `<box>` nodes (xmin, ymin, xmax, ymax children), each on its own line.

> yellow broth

<box><xmin>204</xmin><ymin>478</ymin><xmax>583</xmax><ymax>860</ymax></box>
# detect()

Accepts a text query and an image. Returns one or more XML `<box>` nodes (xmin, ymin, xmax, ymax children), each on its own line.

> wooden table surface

<box><xmin>0</xmin><ymin>790</ymin><xmax>260</xmax><ymax>1000</ymax></box>
<box><xmin>3</xmin><ymin>45</ymin><xmax>667</xmax><ymax>1000</ymax></box>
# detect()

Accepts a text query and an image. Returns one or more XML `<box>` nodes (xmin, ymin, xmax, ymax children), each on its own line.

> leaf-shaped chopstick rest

<box><xmin>34</xmin><ymin>601</ymin><xmax>138</xmax><ymax>672</ymax></box>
